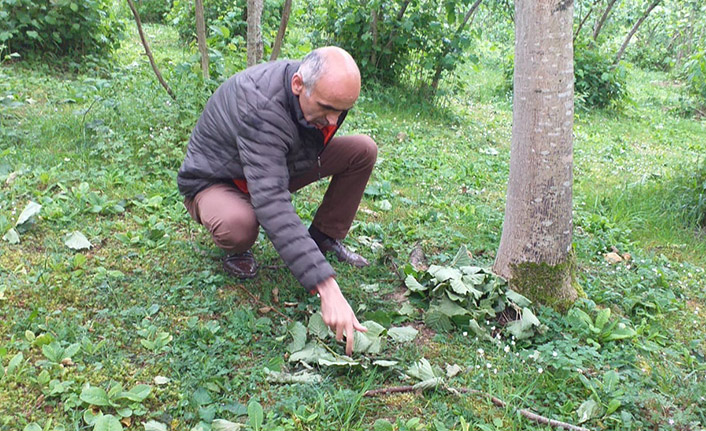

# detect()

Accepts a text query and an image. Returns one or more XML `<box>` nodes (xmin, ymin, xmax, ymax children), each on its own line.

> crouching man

<box><xmin>177</xmin><ymin>46</ymin><xmax>377</xmax><ymax>354</ymax></box>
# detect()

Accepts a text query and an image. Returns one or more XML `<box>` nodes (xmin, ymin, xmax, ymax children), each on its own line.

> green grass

<box><xmin>1</xmin><ymin>24</ymin><xmax>705</xmax><ymax>431</ymax></box>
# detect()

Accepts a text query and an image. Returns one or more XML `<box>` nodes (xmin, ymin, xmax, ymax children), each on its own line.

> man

<box><xmin>177</xmin><ymin>47</ymin><xmax>376</xmax><ymax>355</ymax></box>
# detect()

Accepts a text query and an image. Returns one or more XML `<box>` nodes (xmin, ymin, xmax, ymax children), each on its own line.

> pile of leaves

<box><xmin>403</xmin><ymin>246</ymin><xmax>544</xmax><ymax>341</ymax></box>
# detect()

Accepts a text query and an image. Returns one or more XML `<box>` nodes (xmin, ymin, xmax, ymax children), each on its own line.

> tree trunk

<box><xmin>593</xmin><ymin>0</ymin><xmax>618</xmax><ymax>41</ymax></box>
<box><xmin>269</xmin><ymin>0</ymin><xmax>292</xmax><ymax>61</ymax></box>
<box><xmin>371</xmin><ymin>8</ymin><xmax>379</xmax><ymax>67</ymax></box>
<box><xmin>430</xmin><ymin>0</ymin><xmax>483</xmax><ymax>92</ymax></box>
<box><xmin>493</xmin><ymin>0</ymin><xmax>577</xmax><ymax>311</ymax></box>
<box><xmin>126</xmin><ymin>0</ymin><xmax>176</xmax><ymax>100</ymax></box>
<box><xmin>195</xmin><ymin>0</ymin><xmax>209</xmax><ymax>79</ymax></box>
<box><xmin>613</xmin><ymin>0</ymin><xmax>661</xmax><ymax>65</ymax></box>
<box><xmin>247</xmin><ymin>0</ymin><xmax>264</xmax><ymax>67</ymax></box>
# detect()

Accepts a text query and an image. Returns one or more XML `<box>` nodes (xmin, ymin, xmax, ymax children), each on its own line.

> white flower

<box><xmin>504</xmin><ymin>345</ymin><xmax>510</xmax><ymax>353</ymax></box>
<box><xmin>486</xmin><ymin>363</ymin><xmax>492</xmax><ymax>369</ymax></box>
<box><xmin>463</xmin><ymin>331</ymin><xmax>468</xmax><ymax>336</ymax></box>
<box><xmin>552</xmin><ymin>351</ymin><xmax>558</xmax><ymax>357</ymax></box>
<box><xmin>537</xmin><ymin>367</ymin><xmax>543</xmax><ymax>374</ymax></box>
<box><xmin>668</xmin><ymin>419</ymin><xmax>675</xmax><ymax>425</ymax></box>
<box><xmin>493</xmin><ymin>369</ymin><xmax>498</xmax><ymax>374</ymax></box>
<box><xmin>477</xmin><ymin>348</ymin><xmax>485</xmax><ymax>356</ymax></box>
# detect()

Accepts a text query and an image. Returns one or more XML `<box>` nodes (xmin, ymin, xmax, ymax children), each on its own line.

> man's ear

<box><xmin>291</xmin><ymin>72</ymin><xmax>304</xmax><ymax>96</ymax></box>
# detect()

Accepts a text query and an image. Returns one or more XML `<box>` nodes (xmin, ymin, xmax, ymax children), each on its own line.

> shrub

<box><xmin>0</xmin><ymin>0</ymin><xmax>122</xmax><ymax>59</ymax></box>
<box><xmin>681</xmin><ymin>50</ymin><xmax>706</xmax><ymax>101</ymax></box>
<box><xmin>135</xmin><ymin>0</ymin><xmax>173</xmax><ymax>24</ymax></box>
<box><xmin>574</xmin><ymin>45</ymin><xmax>629</xmax><ymax>109</ymax></box>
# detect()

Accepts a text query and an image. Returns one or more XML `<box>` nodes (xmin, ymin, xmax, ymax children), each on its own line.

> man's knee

<box><xmin>209</xmin><ymin>212</ymin><xmax>259</xmax><ymax>253</ymax></box>
<box><xmin>354</xmin><ymin>135</ymin><xmax>378</xmax><ymax>167</ymax></box>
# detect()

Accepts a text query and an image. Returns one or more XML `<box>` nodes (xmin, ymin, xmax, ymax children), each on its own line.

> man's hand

<box><xmin>316</xmin><ymin>277</ymin><xmax>367</xmax><ymax>355</ymax></box>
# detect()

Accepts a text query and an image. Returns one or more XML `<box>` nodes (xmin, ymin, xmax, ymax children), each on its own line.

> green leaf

<box><xmin>353</xmin><ymin>321</ymin><xmax>385</xmax><ymax>354</ymax></box>
<box><xmin>116</xmin><ymin>384</ymin><xmax>151</xmax><ymax>402</ymax></box>
<box><xmin>451</xmin><ymin>245</ymin><xmax>473</xmax><ymax>267</ymax></box>
<box><xmin>449</xmin><ymin>278</ymin><xmax>469</xmax><ymax>296</ymax></box>
<box><xmin>7</xmin><ymin>352</ymin><xmax>23</xmax><ymax>374</ymax></box>
<box><xmin>94</xmin><ymin>414</ymin><xmax>123</xmax><ymax>431</ymax></box>
<box><xmin>505</xmin><ymin>289</ymin><xmax>532</xmax><ymax>308</ymax></box>
<box><xmin>16</xmin><ymin>201</ymin><xmax>41</xmax><ymax>226</ymax></box>
<box><xmin>307</xmin><ymin>313</ymin><xmax>330</xmax><ymax>339</ymax></box>
<box><xmin>264</xmin><ymin>369</ymin><xmax>322</xmax><ymax>384</ymax></box>
<box><xmin>467</xmin><ymin>319</ymin><xmax>493</xmax><ymax>341</ymax></box>
<box><xmin>424</xmin><ymin>310</ymin><xmax>453</xmax><ymax>332</ymax></box>
<box><xmin>373</xmin><ymin>419</ymin><xmax>394</xmax><ymax>431</ymax></box>
<box><xmin>81</xmin><ymin>386</ymin><xmax>111</xmax><ymax>406</ymax></box>
<box><xmin>388</xmin><ymin>326</ymin><xmax>418</xmax><ymax>343</ymax></box>
<box><xmin>413</xmin><ymin>377</ymin><xmax>444</xmax><ymax>390</ymax></box>
<box><xmin>576</xmin><ymin>399</ymin><xmax>600</xmax><ymax>424</ymax></box>
<box><xmin>436</xmin><ymin>296</ymin><xmax>470</xmax><ymax>317</ymax></box>
<box><xmin>65</xmin><ymin>231</ymin><xmax>92</xmax><ymax>250</ymax></box>
<box><xmin>404</xmin><ymin>274</ymin><xmax>427</xmax><ymax>292</ymax></box>
<box><xmin>143</xmin><ymin>420</ymin><xmax>168</xmax><ymax>431</ymax></box>
<box><xmin>23</xmin><ymin>424</ymin><xmax>42</xmax><ymax>431</ymax></box>
<box><xmin>603</xmin><ymin>322</ymin><xmax>636</xmax><ymax>341</ymax></box>
<box><xmin>605</xmin><ymin>399</ymin><xmax>621</xmax><ymax>415</ymax></box>
<box><xmin>287</xmin><ymin>321</ymin><xmax>307</xmax><ymax>353</ymax></box>
<box><xmin>42</xmin><ymin>342</ymin><xmax>65</xmax><ymax>363</ymax></box>
<box><xmin>406</xmin><ymin>358</ymin><xmax>437</xmax><ymax>381</ymax></box>
<box><xmin>595</xmin><ymin>308</ymin><xmax>611</xmax><ymax>330</ymax></box>
<box><xmin>428</xmin><ymin>265</ymin><xmax>461</xmax><ymax>283</ymax></box>
<box><xmin>372</xmin><ymin>360</ymin><xmax>399</xmax><ymax>367</ymax></box>
<box><xmin>247</xmin><ymin>401</ymin><xmax>264</xmax><ymax>431</ymax></box>
<box><xmin>69</xmin><ymin>2</ymin><xmax>78</xmax><ymax>12</ymax></box>
<box><xmin>505</xmin><ymin>307</ymin><xmax>541</xmax><ymax>340</ymax></box>
<box><xmin>3</xmin><ymin>228</ymin><xmax>19</xmax><ymax>244</ymax></box>
<box><xmin>603</xmin><ymin>370</ymin><xmax>619</xmax><ymax>393</ymax></box>
<box><xmin>212</xmin><ymin>419</ymin><xmax>243</xmax><ymax>431</ymax></box>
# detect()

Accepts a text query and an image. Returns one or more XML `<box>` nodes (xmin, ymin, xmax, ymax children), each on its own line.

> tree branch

<box><xmin>364</xmin><ymin>385</ymin><xmax>590</xmax><ymax>431</ymax></box>
<box><xmin>126</xmin><ymin>0</ymin><xmax>176</xmax><ymax>100</ymax></box>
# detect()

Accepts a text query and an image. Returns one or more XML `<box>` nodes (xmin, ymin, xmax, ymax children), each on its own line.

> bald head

<box><xmin>292</xmin><ymin>47</ymin><xmax>361</xmax><ymax>128</ymax></box>
<box><xmin>298</xmin><ymin>47</ymin><xmax>361</xmax><ymax>101</ymax></box>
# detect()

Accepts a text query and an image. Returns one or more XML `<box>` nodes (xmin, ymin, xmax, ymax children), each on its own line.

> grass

<box><xmin>1</xmin><ymin>23</ymin><xmax>706</xmax><ymax>431</ymax></box>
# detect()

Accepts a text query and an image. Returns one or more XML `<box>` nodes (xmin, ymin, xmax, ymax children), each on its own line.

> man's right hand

<box><xmin>316</xmin><ymin>277</ymin><xmax>367</xmax><ymax>355</ymax></box>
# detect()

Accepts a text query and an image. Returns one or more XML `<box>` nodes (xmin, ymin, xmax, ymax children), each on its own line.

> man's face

<box><xmin>292</xmin><ymin>72</ymin><xmax>358</xmax><ymax>129</ymax></box>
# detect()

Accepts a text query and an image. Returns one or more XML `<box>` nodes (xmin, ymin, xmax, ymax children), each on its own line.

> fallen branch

<box><xmin>364</xmin><ymin>385</ymin><xmax>589</xmax><ymax>431</ymax></box>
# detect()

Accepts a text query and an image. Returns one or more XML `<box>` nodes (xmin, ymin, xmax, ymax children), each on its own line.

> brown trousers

<box><xmin>184</xmin><ymin>134</ymin><xmax>377</xmax><ymax>254</ymax></box>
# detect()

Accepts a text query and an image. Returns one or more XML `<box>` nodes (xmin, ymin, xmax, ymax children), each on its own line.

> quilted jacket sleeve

<box><xmin>235</xmin><ymin>77</ymin><xmax>335</xmax><ymax>292</ymax></box>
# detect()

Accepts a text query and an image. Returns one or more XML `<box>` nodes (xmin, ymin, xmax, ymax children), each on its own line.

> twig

<box><xmin>231</xmin><ymin>284</ymin><xmax>292</xmax><ymax>322</ymax></box>
<box><xmin>364</xmin><ymin>385</ymin><xmax>589</xmax><ymax>431</ymax></box>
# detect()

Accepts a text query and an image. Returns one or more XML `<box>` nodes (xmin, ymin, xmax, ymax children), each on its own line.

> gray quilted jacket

<box><xmin>177</xmin><ymin>60</ymin><xmax>347</xmax><ymax>291</ymax></box>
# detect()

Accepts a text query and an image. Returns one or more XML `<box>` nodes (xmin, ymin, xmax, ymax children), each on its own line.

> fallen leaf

<box><xmin>604</xmin><ymin>252</ymin><xmax>623</xmax><ymax>264</ymax></box>
<box><xmin>258</xmin><ymin>306</ymin><xmax>272</xmax><ymax>314</ymax></box>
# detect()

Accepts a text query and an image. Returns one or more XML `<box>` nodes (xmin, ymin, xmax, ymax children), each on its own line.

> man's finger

<box><xmin>345</xmin><ymin>323</ymin><xmax>354</xmax><ymax>355</ymax></box>
<box><xmin>353</xmin><ymin>320</ymin><xmax>367</xmax><ymax>332</ymax></box>
<box><xmin>335</xmin><ymin>324</ymin><xmax>344</xmax><ymax>341</ymax></box>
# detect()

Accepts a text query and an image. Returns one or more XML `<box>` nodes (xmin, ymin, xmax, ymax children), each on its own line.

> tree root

<box><xmin>364</xmin><ymin>385</ymin><xmax>589</xmax><ymax>431</ymax></box>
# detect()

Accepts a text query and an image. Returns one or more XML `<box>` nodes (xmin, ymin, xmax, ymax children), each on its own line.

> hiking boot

<box><xmin>223</xmin><ymin>250</ymin><xmax>258</xmax><ymax>279</ymax></box>
<box><xmin>309</xmin><ymin>226</ymin><xmax>369</xmax><ymax>268</ymax></box>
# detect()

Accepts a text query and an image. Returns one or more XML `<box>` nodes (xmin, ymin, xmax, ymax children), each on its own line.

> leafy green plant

<box><xmin>0</xmin><ymin>0</ymin><xmax>123</xmax><ymax>59</ymax></box>
<box><xmin>404</xmin><ymin>246</ymin><xmax>544</xmax><ymax>340</ymax></box>
<box><xmin>136</xmin><ymin>0</ymin><xmax>173</xmax><ymax>23</ymax></box>
<box><xmin>566</xmin><ymin>305</ymin><xmax>637</xmax><ymax>347</ymax></box>
<box><xmin>80</xmin><ymin>382</ymin><xmax>152</xmax><ymax>430</ymax></box>
<box><xmin>574</xmin><ymin>43</ymin><xmax>629</xmax><ymax>109</ymax></box>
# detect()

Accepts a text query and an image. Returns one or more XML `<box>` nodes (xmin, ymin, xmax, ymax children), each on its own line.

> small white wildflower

<box><xmin>552</xmin><ymin>351</ymin><xmax>558</xmax><ymax>357</ymax></box>
<box><xmin>515</xmin><ymin>352</ymin><xmax>519</xmax><ymax>357</ymax></box>
<box><xmin>504</xmin><ymin>345</ymin><xmax>510</xmax><ymax>353</ymax></box>
<box><xmin>493</xmin><ymin>369</ymin><xmax>498</xmax><ymax>375</ymax></box>
<box><xmin>511</xmin><ymin>340</ymin><xmax>515</xmax><ymax>346</ymax></box>
<box><xmin>486</xmin><ymin>363</ymin><xmax>492</xmax><ymax>369</ymax></box>
<box><xmin>476</xmin><ymin>364</ymin><xmax>481</xmax><ymax>369</ymax></box>
<box><xmin>64</xmin><ymin>157</ymin><xmax>70</xmax><ymax>162</ymax></box>
<box><xmin>537</xmin><ymin>367</ymin><xmax>543</xmax><ymax>374</ymax></box>
<box><xmin>668</xmin><ymin>419</ymin><xmax>675</xmax><ymax>425</ymax></box>
<box><xmin>477</xmin><ymin>348</ymin><xmax>484</xmax><ymax>356</ymax></box>
<box><xmin>491</xmin><ymin>326</ymin><xmax>496</xmax><ymax>331</ymax></box>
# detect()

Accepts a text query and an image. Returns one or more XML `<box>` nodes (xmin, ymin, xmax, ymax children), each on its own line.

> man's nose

<box><xmin>326</xmin><ymin>112</ymin><xmax>339</xmax><ymax>126</ymax></box>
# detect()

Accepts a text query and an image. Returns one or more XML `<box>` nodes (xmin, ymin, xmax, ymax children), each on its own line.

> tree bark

<box><xmin>493</xmin><ymin>0</ymin><xmax>577</xmax><ymax>310</ymax></box>
<box><xmin>269</xmin><ymin>0</ymin><xmax>292</xmax><ymax>61</ymax></box>
<box><xmin>126</xmin><ymin>0</ymin><xmax>176</xmax><ymax>100</ymax></box>
<box><xmin>195</xmin><ymin>0</ymin><xmax>209</xmax><ymax>80</ymax></box>
<box><xmin>613</xmin><ymin>0</ymin><xmax>661</xmax><ymax>65</ymax></box>
<box><xmin>247</xmin><ymin>0</ymin><xmax>264</xmax><ymax>67</ymax></box>
<box><xmin>592</xmin><ymin>0</ymin><xmax>618</xmax><ymax>41</ymax></box>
